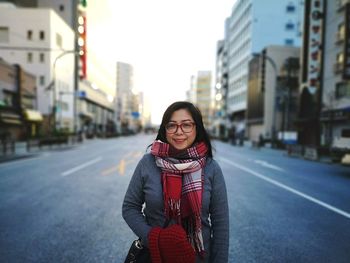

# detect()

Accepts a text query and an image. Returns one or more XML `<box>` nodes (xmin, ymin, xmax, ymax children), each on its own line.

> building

<box><xmin>77</xmin><ymin>79</ymin><xmax>115</xmax><ymax>138</ymax></box>
<box><xmin>0</xmin><ymin>58</ymin><xmax>43</xmax><ymax>140</ymax></box>
<box><xmin>225</xmin><ymin>0</ymin><xmax>303</xmax><ymax>137</ymax></box>
<box><xmin>317</xmin><ymin>0</ymin><xmax>350</xmax><ymax>147</ymax></box>
<box><xmin>116</xmin><ymin>61</ymin><xmax>135</xmax><ymax>134</ymax></box>
<box><xmin>212</xmin><ymin>39</ymin><xmax>229</xmax><ymax>140</ymax></box>
<box><xmin>2</xmin><ymin>0</ymin><xmax>78</xmax><ymax>28</ymax></box>
<box><xmin>246</xmin><ymin>45</ymin><xmax>300</xmax><ymax>144</ymax></box>
<box><xmin>190</xmin><ymin>71</ymin><xmax>212</xmax><ymax>128</ymax></box>
<box><xmin>0</xmin><ymin>3</ymin><xmax>75</xmax><ymax>133</ymax></box>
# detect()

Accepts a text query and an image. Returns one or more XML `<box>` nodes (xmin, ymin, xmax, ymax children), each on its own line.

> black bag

<box><xmin>124</xmin><ymin>219</ymin><xmax>170</xmax><ymax>263</ymax></box>
<box><xmin>124</xmin><ymin>239</ymin><xmax>150</xmax><ymax>263</ymax></box>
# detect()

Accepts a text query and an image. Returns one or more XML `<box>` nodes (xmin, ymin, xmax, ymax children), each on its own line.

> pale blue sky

<box><xmin>87</xmin><ymin>0</ymin><xmax>236</xmax><ymax>124</ymax></box>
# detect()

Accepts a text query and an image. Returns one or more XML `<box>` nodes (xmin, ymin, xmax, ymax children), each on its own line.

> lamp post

<box><xmin>50</xmin><ymin>50</ymin><xmax>77</xmax><ymax>134</ymax></box>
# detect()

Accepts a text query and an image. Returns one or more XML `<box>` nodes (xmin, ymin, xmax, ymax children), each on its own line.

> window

<box><xmin>27</xmin><ymin>52</ymin><xmax>33</xmax><ymax>63</ymax></box>
<box><xmin>286</xmin><ymin>3</ymin><xmax>296</xmax><ymax>12</ymax></box>
<box><xmin>3</xmin><ymin>92</ymin><xmax>14</xmax><ymax>106</ymax></box>
<box><xmin>285</xmin><ymin>22</ymin><xmax>295</xmax><ymax>30</ymax></box>
<box><xmin>39</xmin><ymin>53</ymin><xmax>45</xmax><ymax>63</ymax></box>
<box><xmin>337</xmin><ymin>23</ymin><xmax>345</xmax><ymax>42</ymax></box>
<box><xmin>336</xmin><ymin>52</ymin><xmax>344</xmax><ymax>64</ymax></box>
<box><xmin>27</xmin><ymin>30</ymin><xmax>33</xmax><ymax>40</ymax></box>
<box><xmin>39</xmin><ymin>30</ymin><xmax>45</xmax><ymax>40</ymax></box>
<box><xmin>56</xmin><ymin>33</ymin><xmax>62</xmax><ymax>47</ymax></box>
<box><xmin>335</xmin><ymin>82</ymin><xmax>350</xmax><ymax>98</ymax></box>
<box><xmin>0</xmin><ymin>26</ymin><xmax>9</xmax><ymax>43</ymax></box>
<box><xmin>285</xmin><ymin>38</ymin><xmax>294</xmax><ymax>46</ymax></box>
<box><xmin>39</xmin><ymin>76</ymin><xmax>45</xmax><ymax>86</ymax></box>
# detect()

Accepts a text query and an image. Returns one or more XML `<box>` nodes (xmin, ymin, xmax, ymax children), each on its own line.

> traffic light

<box><xmin>80</xmin><ymin>0</ymin><xmax>87</xmax><ymax>7</ymax></box>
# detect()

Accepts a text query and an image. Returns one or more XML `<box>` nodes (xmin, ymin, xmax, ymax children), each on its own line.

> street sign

<box><xmin>76</xmin><ymin>90</ymin><xmax>86</xmax><ymax>98</ymax></box>
<box><xmin>131</xmin><ymin>112</ymin><xmax>140</xmax><ymax>119</ymax></box>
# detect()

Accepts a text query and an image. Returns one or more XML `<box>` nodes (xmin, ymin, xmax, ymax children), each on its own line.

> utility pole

<box><xmin>50</xmin><ymin>50</ymin><xmax>77</xmax><ymax>134</ymax></box>
<box><xmin>72</xmin><ymin>0</ymin><xmax>79</xmax><ymax>134</ymax></box>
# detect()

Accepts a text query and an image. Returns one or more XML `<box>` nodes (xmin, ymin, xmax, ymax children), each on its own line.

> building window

<box><xmin>56</xmin><ymin>33</ymin><xmax>62</xmax><ymax>48</ymax></box>
<box><xmin>285</xmin><ymin>38</ymin><xmax>294</xmax><ymax>46</ymax></box>
<box><xmin>59</xmin><ymin>4</ymin><xmax>64</xmax><ymax>11</ymax></box>
<box><xmin>3</xmin><ymin>92</ymin><xmax>14</xmax><ymax>106</ymax></box>
<box><xmin>336</xmin><ymin>52</ymin><xmax>344</xmax><ymax>64</ymax></box>
<box><xmin>39</xmin><ymin>75</ymin><xmax>45</xmax><ymax>86</ymax></box>
<box><xmin>0</xmin><ymin>26</ymin><xmax>9</xmax><ymax>43</ymax></box>
<box><xmin>286</xmin><ymin>3</ymin><xmax>296</xmax><ymax>12</ymax></box>
<box><xmin>39</xmin><ymin>30</ymin><xmax>45</xmax><ymax>40</ymax></box>
<box><xmin>285</xmin><ymin>22</ymin><xmax>295</xmax><ymax>30</ymax></box>
<box><xmin>27</xmin><ymin>30</ymin><xmax>33</xmax><ymax>40</ymax></box>
<box><xmin>39</xmin><ymin>53</ymin><xmax>45</xmax><ymax>63</ymax></box>
<box><xmin>335</xmin><ymin>82</ymin><xmax>350</xmax><ymax>98</ymax></box>
<box><xmin>337</xmin><ymin>23</ymin><xmax>345</xmax><ymax>42</ymax></box>
<box><xmin>27</xmin><ymin>52</ymin><xmax>33</xmax><ymax>63</ymax></box>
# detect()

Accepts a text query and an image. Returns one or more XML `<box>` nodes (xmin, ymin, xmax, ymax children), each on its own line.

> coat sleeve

<box><xmin>209</xmin><ymin>161</ymin><xmax>229</xmax><ymax>262</ymax></box>
<box><xmin>122</xmin><ymin>156</ymin><xmax>152</xmax><ymax>247</ymax></box>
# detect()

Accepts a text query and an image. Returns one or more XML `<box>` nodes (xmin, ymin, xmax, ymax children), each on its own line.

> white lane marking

<box><xmin>221</xmin><ymin>157</ymin><xmax>350</xmax><ymax>219</ymax></box>
<box><xmin>61</xmin><ymin>157</ymin><xmax>102</xmax><ymax>177</ymax></box>
<box><xmin>254</xmin><ymin>160</ymin><xmax>285</xmax><ymax>172</ymax></box>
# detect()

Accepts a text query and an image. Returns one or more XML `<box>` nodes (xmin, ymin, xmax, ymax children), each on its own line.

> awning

<box><xmin>0</xmin><ymin>111</ymin><xmax>22</xmax><ymax>125</ymax></box>
<box><xmin>79</xmin><ymin>110</ymin><xmax>94</xmax><ymax>120</ymax></box>
<box><xmin>24</xmin><ymin>109</ymin><xmax>43</xmax><ymax>122</ymax></box>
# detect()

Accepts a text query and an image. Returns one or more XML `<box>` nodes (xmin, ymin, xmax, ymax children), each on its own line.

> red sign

<box><xmin>78</xmin><ymin>12</ymin><xmax>87</xmax><ymax>79</ymax></box>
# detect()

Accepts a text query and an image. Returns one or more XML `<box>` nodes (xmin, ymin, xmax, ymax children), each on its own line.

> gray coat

<box><xmin>122</xmin><ymin>153</ymin><xmax>229</xmax><ymax>263</ymax></box>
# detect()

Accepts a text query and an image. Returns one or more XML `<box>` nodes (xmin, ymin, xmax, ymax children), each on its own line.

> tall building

<box><xmin>191</xmin><ymin>71</ymin><xmax>212</xmax><ymax>128</ymax></box>
<box><xmin>246</xmin><ymin>45</ymin><xmax>300</xmax><ymax>143</ymax></box>
<box><xmin>225</xmin><ymin>0</ymin><xmax>303</xmax><ymax>136</ymax></box>
<box><xmin>1</xmin><ymin>0</ymin><xmax>77</xmax><ymax>28</ymax></box>
<box><xmin>0</xmin><ymin>3</ymin><xmax>75</xmax><ymax>132</ymax></box>
<box><xmin>116</xmin><ymin>61</ymin><xmax>134</xmax><ymax>133</ymax></box>
<box><xmin>212</xmin><ymin>39</ymin><xmax>229</xmax><ymax>140</ymax></box>
<box><xmin>321</xmin><ymin>0</ymin><xmax>350</xmax><ymax>146</ymax></box>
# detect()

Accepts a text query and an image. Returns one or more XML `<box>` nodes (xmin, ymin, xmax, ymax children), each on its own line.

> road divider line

<box><xmin>254</xmin><ymin>160</ymin><xmax>285</xmax><ymax>172</ymax></box>
<box><xmin>221</xmin><ymin>157</ymin><xmax>350</xmax><ymax>219</ymax></box>
<box><xmin>61</xmin><ymin>157</ymin><xmax>102</xmax><ymax>177</ymax></box>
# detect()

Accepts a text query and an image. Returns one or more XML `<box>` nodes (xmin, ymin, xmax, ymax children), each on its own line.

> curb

<box><xmin>0</xmin><ymin>153</ymin><xmax>39</xmax><ymax>164</ymax></box>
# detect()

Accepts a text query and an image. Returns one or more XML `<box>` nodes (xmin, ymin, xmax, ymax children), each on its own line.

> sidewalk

<box><xmin>0</xmin><ymin>141</ymin><xmax>80</xmax><ymax>164</ymax></box>
<box><xmin>243</xmin><ymin>140</ymin><xmax>335</xmax><ymax>165</ymax></box>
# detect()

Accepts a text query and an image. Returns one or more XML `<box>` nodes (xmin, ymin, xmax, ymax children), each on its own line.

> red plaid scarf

<box><xmin>151</xmin><ymin>140</ymin><xmax>208</xmax><ymax>254</ymax></box>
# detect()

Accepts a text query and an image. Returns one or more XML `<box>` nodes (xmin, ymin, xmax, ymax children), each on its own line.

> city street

<box><xmin>0</xmin><ymin>134</ymin><xmax>349</xmax><ymax>263</ymax></box>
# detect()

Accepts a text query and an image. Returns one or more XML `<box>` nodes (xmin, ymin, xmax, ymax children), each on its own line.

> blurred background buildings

<box><xmin>0</xmin><ymin>0</ymin><xmax>349</xmax><ymax>161</ymax></box>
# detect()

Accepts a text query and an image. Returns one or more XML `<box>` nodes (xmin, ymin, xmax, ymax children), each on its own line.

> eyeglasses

<box><xmin>165</xmin><ymin>121</ymin><xmax>195</xmax><ymax>134</ymax></box>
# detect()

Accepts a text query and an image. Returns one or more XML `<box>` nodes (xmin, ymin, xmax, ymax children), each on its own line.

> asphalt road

<box><xmin>0</xmin><ymin>134</ymin><xmax>349</xmax><ymax>263</ymax></box>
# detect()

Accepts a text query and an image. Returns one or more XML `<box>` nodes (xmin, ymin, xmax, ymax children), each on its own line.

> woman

<box><xmin>122</xmin><ymin>101</ymin><xmax>229</xmax><ymax>262</ymax></box>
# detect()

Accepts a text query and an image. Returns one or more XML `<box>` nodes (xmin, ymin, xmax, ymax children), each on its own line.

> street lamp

<box><xmin>47</xmin><ymin>50</ymin><xmax>78</xmax><ymax>134</ymax></box>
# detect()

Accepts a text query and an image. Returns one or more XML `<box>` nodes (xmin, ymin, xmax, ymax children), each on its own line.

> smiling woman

<box><xmin>122</xmin><ymin>101</ymin><xmax>229</xmax><ymax>263</ymax></box>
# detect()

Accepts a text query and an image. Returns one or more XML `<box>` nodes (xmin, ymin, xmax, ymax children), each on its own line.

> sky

<box><xmin>86</xmin><ymin>0</ymin><xmax>236</xmax><ymax>124</ymax></box>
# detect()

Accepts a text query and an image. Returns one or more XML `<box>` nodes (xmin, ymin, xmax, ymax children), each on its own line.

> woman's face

<box><xmin>165</xmin><ymin>109</ymin><xmax>196</xmax><ymax>150</ymax></box>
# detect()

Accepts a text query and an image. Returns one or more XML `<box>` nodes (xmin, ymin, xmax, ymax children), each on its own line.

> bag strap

<box><xmin>163</xmin><ymin>218</ymin><xmax>171</xmax><ymax>228</ymax></box>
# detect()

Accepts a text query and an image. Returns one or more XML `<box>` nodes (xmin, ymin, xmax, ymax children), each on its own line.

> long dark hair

<box><xmin>155</xmin><ymin>101</ymin><xmax>213</xmax><ymax>158</ymax></box>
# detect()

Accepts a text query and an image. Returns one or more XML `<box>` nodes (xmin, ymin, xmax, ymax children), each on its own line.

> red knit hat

<box><xmin>148</xmin><ymin>224</ymin><xmax>196</xmax><ymax>263</ymax></box>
